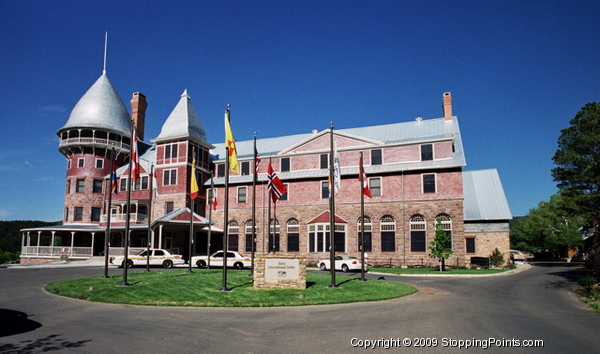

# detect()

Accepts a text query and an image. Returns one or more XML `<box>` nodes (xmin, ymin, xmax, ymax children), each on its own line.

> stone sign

<box><xmin>254</xmin><ymin>253</ymin><xmax>306</xmax><ymax>289</ymax></box>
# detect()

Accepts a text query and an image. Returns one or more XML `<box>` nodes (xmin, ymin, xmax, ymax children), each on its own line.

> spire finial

<box><xmin>103</xmin><ymin>32</ymin><xmax>108</xmax><ymax>75</ymax></box>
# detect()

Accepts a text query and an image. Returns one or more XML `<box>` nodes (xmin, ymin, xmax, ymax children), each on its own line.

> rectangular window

<box><xmin>120</xmin><ymin>178</ymin><xmax>127</xmax><ymax>192</ymax></box>
<box><xmin>66</xmin><ymin>180</ymin><xmax>71</xmax><ymax>194</ymax></box>
<box><xmin>369</xmin><ymin>178</ymin><xmax>381</xmax><ymax>196</ymax></box>
<box><xmin>76</xmin><ymin>179</ymin><xmax>85</xmax><ymax>193</ymax></box>
<box><xmin>421</xmin><ymin>144</ymin><xmax>433</xmax><ymax>161</ymax></box>
<box><xmin>64</xmin><ymin>207</ymin><xmax>69</xmax><ymax>222</ymax></box>
<box><xmin>371</xmin><ymin>149</ymin><xmax>382</xmax><ymax>165</ymax></box>
<box><xmin>321</xmin><ymin>181</ymin><xmax>329</xmax><ymax>199</ymax></box>
<box><xmin>381</xmin><ymin>232</ymin><xmax>395</xmax><ymax>252</ymax></box>
<box><xmin>423</xmin><ymin>174</ymin><xmax>436</xmax><ymax>193</ymax></box>
<box><xmin>281</xmin><ymin>157</ymin><xmax>290</xmax><ymax>172</ymax></box>
<box><xmin>279</xmin><ymin>183</ymin><xmax>288</xmax><ymax>201</ymax></box>
<box><xmin>320</xmin><ymin>154</ymin><xmax>329</xmax><ymax>169</ymax></box>
<box><xmin>411</xmin><ymin>231</ymin><xmax>426</xmax><ymax>252</ymax></box>
<box><xmin>241</xmin><ymin>161</ymin><xmax>250</xmax><ymax>176</ymax></box>
<box><xmin>287</xmin><ymin>233</ymin><xmax>299</xmax><ymax>252</ymax></box>
<box><xmin>358</xmin><ymin>232</ymin><xmax>372</xmax><ymax>252</ymax></box>
<box><xmin>217</xmin><ymin>164</ymin><xmax>225</xmax><ymax>177</ymax></box>
<box><xmin>91</xmin><ymin>207</ymin><xmax>101</xmax><ymax>222</ymax></box>
<box><xmin>163</xmin><ymin>169</ymin><xmax>177</xmax><ymax>185</ymax></box>
<box><xmin>228</xmin><ymin>234</ymin><xmax>239</xmax><ymax>252</ymax></box>
<box><xmin>237</xmin><ymin>186</ymin><xmax>247</xmax><ymax>203</ymax></box>
<box><xmin>74</xmin><ymin>207</ymin><xmax>83</xmax><ymax>221</ymax></box>
<box><xmin>92</xmin><ymin>179</ymin><xmax>103</xmax><ymax>193</ymax></box>
<box><xmin>134</xmin><ymin>175</ymin><xmax>149</xmax><ymax>190</ymax></box>
<box><xmin>78</xmin><ymin>158</ymin><xmax>85</xmax><ymax>168</ymax></box>
<box><xmin>67</xmin><ymin>160</ymin><xmax>71</xmax><ymax>169</ymax></box>
<box><xmin>466</xmin><ymin>238</ymin><xmax>476</xmax><ymax>253</ymax></box>
<box><xmin>165</xmin><ymin>201</ymin><xmax>174</xmax><ymax>214</ymax></box>
<box><xmin>95</xmin><ymin>159</ymin><xmax>104</xmax><ymax>169</ymax></box>
<box><xmin>164</xmin><ymin>143</ymin><xmax>178</xmax><ymax>159</ymax></box>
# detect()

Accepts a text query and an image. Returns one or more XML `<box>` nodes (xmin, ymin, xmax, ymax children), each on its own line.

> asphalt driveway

<box><xmin>0</xmin><ymin>262</ymin><xmax>598</xmax><ymax>353</ymax></box>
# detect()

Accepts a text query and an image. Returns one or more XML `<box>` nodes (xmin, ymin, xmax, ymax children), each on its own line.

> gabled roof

<box><xmin>57</xmin><ymin>73</ymin><xmax>131</xmax><ymax>136</ymax></box>
<box><xmin>307</xmin><ymin>210</ymin><xmax>348</xmax><ymax>224</ymax></box>
<box><xmin>153</xmin><ymin>208</ymin><xmax>212</xmax><ymax>225</ymax></box>
<box><xmin>153</xmin><ymin>90</ymin><xmax>213</xmax><ymax>149</ymax></box>
<box><xmin>463</xmin><ymin>169</ymin><xmax>512</xmax><ymax>221</ymax></box>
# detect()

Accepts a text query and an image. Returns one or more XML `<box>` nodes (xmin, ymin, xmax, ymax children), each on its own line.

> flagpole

<box><xmin>267</xmin><ymin>155</ymin><xmax>272</xmax><ymax>253</ymax></box>
<box><xmin>120</xmin><ymin>125</ymin><xmax>135</xmax><ymax>286</ymax></box>
<box><xmin>251</xmin><ymin>133</ymin><xmax>258</xmax><ymax>277</ymax></box>
<box><xmin>359</xmin><ymin>151</ymin><xmax>366</xmax><ymax>281</ymax></box>
<box><xmin>207</xmin><ymin>172</ymin><xmax>214</xmax><ymax>269</ymax></box>
<box><xmin>146</xmin><ymin>163</ymin><xmax>153</xmax><ymax>272</ymax></box>
<box><xmin>329</xmin><ymin>123</ymin><xmax>337</xmax><ymax>288</ymax></box>
<box><xmin>103</xmin><ymin>148</ymin><xmax>115</xmax><ymax>278</ymax></box>
<box><xmin>221</xmin><ymin>106</ymin><xmax>232</xmax><ymax>292</ymax></box>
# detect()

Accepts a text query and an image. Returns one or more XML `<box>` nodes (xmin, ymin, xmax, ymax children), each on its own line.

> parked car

<box><xmin>191</xmin><ymin>251</ymin><xmax>252</xmax><ymax>269</ymax></box>
<box><xmin>571</xmin><ymin>251</ymin><xmax>588</xmax><ymax>262</ymax></box>
<box><xmin>110</xmin><ymin>249</ymin><xmax>185</xmax><ymax>269</ymax></box>
<box><xmin>318</xmin><ymin>255</ymin><xmax>367</xmax><ymax>272</ymax></box>
<box><xmin>510</xmin><ymin>250</ymin><xmax>531</xmax><ymax>262</ymax></box>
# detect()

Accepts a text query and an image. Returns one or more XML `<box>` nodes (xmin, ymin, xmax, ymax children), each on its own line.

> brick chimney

<box><xmin>443</xmin><ymin>92</ymin><xmax>452</xmax><ymax>122</ymax></box>
<box><xmin>130</xmin><ymin>92</ymin><xmax>148</xmax><ymax>140</ymax></box>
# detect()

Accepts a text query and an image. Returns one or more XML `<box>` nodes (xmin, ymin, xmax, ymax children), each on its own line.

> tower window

<box><xmin>78</xmin><ymin>158</ymin><xmax>85</xmax><ymax>168</ymax></box>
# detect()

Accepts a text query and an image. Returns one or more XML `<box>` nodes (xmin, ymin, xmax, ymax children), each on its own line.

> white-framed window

<box><xmin>95</xmin><ymin>158</ymin><xmax>104</xmax><ymax>169</ymax></box>
<box><xmin>163</xmin><ymin>169</ymin><xmax>177</xmax><ymax>185</ymax></box>
<box><xmin>237</xmin><ymin>186</ymin><xmax>247</xmax><ymax>203</ymax></box>
<box><xmin>436</xmin><ymin>213</ymin><xmax>452</xmax><ymax>249</ymax></box>
<box><xmin>78</xmin><ymin>158</ymin><xmax>85</xmax><ymax>168</ymax></box>
<box><xmin>423</xmin><ymin>173</ymin><xmax>436</xmax><ymax>193</ymax></box>
<box><xmin>410</xmin><ymin>214</ymin><xmax>427</xmax><ymax>252</ymax></box>
<box><xmin>421</xmin><ymin>144</ymin><xmax>433</xmax><ymax>161</ymax></box>
<box><xmin>164</xmin><ymin>143</ymin><xmax>178</xmax><ymax>159</ymax></box>
<box><xmin>357</xmin><ymin>216</ymin><xmax>372</xmax><ymax>252</ymax></box>
<box><xmin>369</xmin><ymin>177</ymin><xmax>381</xmax><ymax>196</ymax></box>
<box><xmin>308</xmin><ymin>222</ymin><xmax>346</xmax><ymax>253</ymax></box>
<box><xmin>287</xmin><ymin>218</ymin><xmax>300</xmax><ymax>252</ymax></box>
<box><xmin>380</xmin><ymin>215</ymin><xmax>396</xmax><ymax>252</ymax></box>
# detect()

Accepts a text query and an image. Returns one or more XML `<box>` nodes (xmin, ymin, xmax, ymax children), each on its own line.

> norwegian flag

<box><xmin>267</xmin><ymin>163</ymin><xmax>286</xmax><ymax>203</ymax></box>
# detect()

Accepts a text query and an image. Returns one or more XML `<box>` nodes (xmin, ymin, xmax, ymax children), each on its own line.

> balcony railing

<box><xmin>100</xmin><ymin>213</ymin><xmax>148</xmax><ymax>223</ymax></box>
<box><xmin>59</xmin><ymin>137</ymin><xmax>130</xmax><ymax>150</ymax></box>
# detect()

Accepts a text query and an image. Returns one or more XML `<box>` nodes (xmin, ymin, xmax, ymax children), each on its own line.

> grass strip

<box><xmin>45</xmin><ymin>270</ymin><xmax>417</xmax><ymax>307</ymax></box>
<box><xmin>368</xmin><ymin>267</ymin><xmax>508</xmax><ymax>275</ymax></box>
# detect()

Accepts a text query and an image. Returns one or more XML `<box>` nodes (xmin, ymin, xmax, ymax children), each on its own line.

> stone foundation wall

<box><xmin>254</xmin><ymin>253</ymin><xmax>306</xmax><ymax>289</ymax></box>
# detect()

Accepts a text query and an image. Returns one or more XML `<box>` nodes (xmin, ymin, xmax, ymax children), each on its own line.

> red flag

<box><xmin>359</xmin><ymin>153</ymin><xmax>372</xmax><ymax>198</ymax></box>
<box><xmin>255</xmin><ymin>146</ymin><xmax>261</xmax><ymax>175</ymax></box>
<box><xmin>131</xmin><ymin>128</ymin><xmax>140</xmax><ymax>182</ymax></box>
<box><xmin>267</xmin><ymin>163</ymin><xmax>286</xmax><ymax>203</ymax></box>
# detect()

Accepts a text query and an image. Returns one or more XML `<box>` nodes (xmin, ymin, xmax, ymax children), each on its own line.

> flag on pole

<box><xmin>224</xmin><ymin>109</ymin><xmax>239</xmax><ymax>174</ymax></box>
<box><xmin>111</xmin><ymin>169</ymin><xmax>118</xmax><ymax>194</ymax></box>
<box><xmin>333</xmin><ymin>144</ymin><xmax>341</xmax><ymax>194</ymax></box>
<box><xmin>254</xmin><ymin>145</ymin><xmax>261</xmax><ymax>175</ymax></box>
<box><xmin>359</xmin><ymin>153</ymin><xmax>372</xmax><ymax>198</ymax></box>
<box><xmin>267</xmin><ymin>163</ymin><xmax>286</xmax><ymax>202</ymax></box>
<box><xmin>152</xmin><ymin>169</ymin><xmax>159</xmax><ymax>198</ymax></box>
<box><xmin>210</xmin><ymin>177</ymin><xmax>218</xmax><ymax>210</ymax></box>
<box><xmin>131</xmin><ymin>128</ymin><xmax>140</xmax><ymax>182</ymax></box>
<box><xmin>190</xmin><ymin>156</ymin><xmax>199</xmax><ymax>200</ymax></box>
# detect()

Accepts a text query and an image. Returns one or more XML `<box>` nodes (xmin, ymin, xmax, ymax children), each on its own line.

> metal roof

<box><xmin>463</xmin><ymin>169</ymin><xmax>512</xmax><ymax>220</ymax></box>
<box><xmin>153</xmin><ymin>90</ymin><xmax>213</xmax><ymax>148</ymax></box>
<box><xmin>57</xmin><ymin>73</ymin><xmax>131</xmax><ymax>136</ymax></box>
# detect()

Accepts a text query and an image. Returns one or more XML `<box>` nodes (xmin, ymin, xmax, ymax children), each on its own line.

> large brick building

<box><xmin>20</xmin><ymin>72</ymin><xmax>512</xmax><ymax>267</ymax></box>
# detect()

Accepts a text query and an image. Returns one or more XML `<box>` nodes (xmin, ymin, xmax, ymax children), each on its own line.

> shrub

<box><xmin>489</xmin><ymin>248</ymin><xmax>505</xmax><ymax>268</ymax></box>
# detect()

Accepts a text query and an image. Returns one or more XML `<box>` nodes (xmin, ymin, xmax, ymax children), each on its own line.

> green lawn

<box><xmin>45</xmin><ymin>269</ymin><xmax>417</xmax><ymax>307</ymax></box>
<box><xmin>368</xmin><ymin>267</ymin><xmax>508</xmax><ymax>275</ymax></box>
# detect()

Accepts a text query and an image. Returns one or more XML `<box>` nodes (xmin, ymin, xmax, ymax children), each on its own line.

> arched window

<box><xmin>410</xmin><ymin>214</ymin><xmax>427</xmax><ymax>252</ymax></box>
<box><xmin>244</xmin><ymin>220</ymin><xmax>256</xmax><ymax>253</ymax></box>
<box><xmin>287</xmin><ymin>219</ymin><xmax>300</xmax><ymax>252</ymax></box>
<box><xmin>268</xmin><ymin>219</ymin><xmax>280</xmax><ymax>252</ymax></box>
<box><xmin>357</xmin><ymin>216</ymin><xmax>372</xmax><ymax>252</ymax></box>
<box><xmin>436</xmin><ymin>213</ymin><xmax>452</xmax><ymax>249</ymax></box>
<box><xmin>228</xmin><ymin>220</ymin><xmax>239</xmax><ymax>252</ymax></box>
<box><xmin>380</xmin><ymin>215</ymin><xmax>396</xmax><ymax>252</ymax></box>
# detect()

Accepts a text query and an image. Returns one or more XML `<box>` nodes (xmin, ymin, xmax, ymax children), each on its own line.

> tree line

<box><xmin>0</xmin><ymin>220</ymin><xmax>61</xmax><ymax>264</ymax></box>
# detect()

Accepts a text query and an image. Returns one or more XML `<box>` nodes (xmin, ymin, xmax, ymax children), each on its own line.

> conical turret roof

<box><xmin>153</xmin><ymin>90</ymin><xmax>212</xmax><ymax>148</ymax></box>
<box><xmin>57</xmin><ymin>73</ymin><xmax>131</xmax><ymax>136</ymax></box>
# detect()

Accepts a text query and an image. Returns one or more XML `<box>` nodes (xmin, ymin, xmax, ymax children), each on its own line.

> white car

<box><xmin>318</xmin><ymin>255</ymin><xmax>367</xmax><ymax>272</ymax></box>
<box><xmin>110</xmin><ymin>249</ymin><xmax>185</xmax><ymax>269</ymax></box>
<box><xmin>191</xmin><ymin>251</ymin><xmax>252</xmax><ymax>269</ymax></box>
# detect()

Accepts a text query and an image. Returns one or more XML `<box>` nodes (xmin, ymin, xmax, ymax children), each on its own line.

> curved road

<box><xmin>0</xmin><ymin>262</ymin><xmax>598</xmax><ymax>353</ymax></box>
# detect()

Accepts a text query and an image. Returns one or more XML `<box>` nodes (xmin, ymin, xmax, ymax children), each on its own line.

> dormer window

<box><xmin>165</xmin><ymin>143</ymin><xmax>178</xmax><ymax>159</ymax></box>
<box><xmin>421</xmin><ymin>144</ymin><xmax>433</xmax><ymax>161</ymax></box>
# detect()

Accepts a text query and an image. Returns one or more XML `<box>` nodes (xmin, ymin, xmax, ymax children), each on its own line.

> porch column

<box><xmin>37</xmin><ymin>231</ymin><xmax>41</xmax><ymax>256</ymax></box>
<box><xmin>90</xmin><ymin>232</ymin><xmax>95</xmax><ymax>258</ymax></box>
<box><xmin>158</xmin><ymin>224</ymin><xmax>164</xmax><ymax>249</ymax></box>
<box><xmin>51</xmin><ymin>231</ymin><xmax>56</xmax><ymax>256</ymax></box>
<box><xmin>70</xmin><ymin>232</ymin><xmax>75</xmax><ymax>255</ymax></box>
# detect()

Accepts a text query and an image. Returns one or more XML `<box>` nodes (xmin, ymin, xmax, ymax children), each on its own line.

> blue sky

<box><xmin>1</xmin><ymin>0</ymin><xmax>599</xmax><ymax>221</ymax></box>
